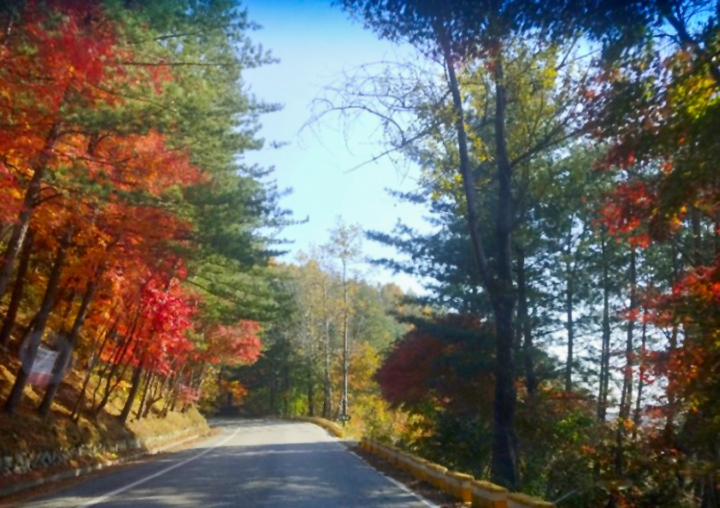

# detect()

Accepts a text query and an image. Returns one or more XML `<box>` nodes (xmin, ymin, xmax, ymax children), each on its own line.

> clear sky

<box><xmin>240</xmin><ymin>0</ymin><xmax>429</xmax><ymax>293</ymax></box>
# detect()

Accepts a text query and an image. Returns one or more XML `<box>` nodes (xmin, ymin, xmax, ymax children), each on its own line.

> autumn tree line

<box><xmin>246</xmin><ymin>1</ymin><xmax>720</xmax><ymax>507</ymax></box>
<box><xmin>2</xmin><ymin>1</ymin><xmax>720</xmax><ymax>507</ymax></box>
<box><xmin>0</xmin><ymin>0</ymin><xmax>288</xmax><ymax>424</ymax></box>
<box><xmin>236</xmin><ymin>224</ymin><xmax>412</xmax><ymax>438</ymax></box>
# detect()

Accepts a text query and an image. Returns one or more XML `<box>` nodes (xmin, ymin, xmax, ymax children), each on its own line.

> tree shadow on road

<box><xmin>27</xmin><ymin>424</ymin><xmax>426</xmax><ymax>508</ymax></box>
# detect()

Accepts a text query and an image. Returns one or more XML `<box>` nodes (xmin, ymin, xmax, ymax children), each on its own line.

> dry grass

<box><xmin>0</xmin><ymin>346</ymin><xmax>207</xmax><ymax>458</ymax></box>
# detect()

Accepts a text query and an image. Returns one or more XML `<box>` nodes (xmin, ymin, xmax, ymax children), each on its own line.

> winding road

<box><xmin>19</xmin><ymin>419</ymin><xmax>434</xmax><ymax>508</ymax></box>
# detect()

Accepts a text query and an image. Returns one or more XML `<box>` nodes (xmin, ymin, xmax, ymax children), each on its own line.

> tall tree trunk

<box><xmin>691</xmin><ymin>207</ymin><xmax>702</xmax><ymax>266</ymax></box>
<box><xmin>0</xmin><ymin>125</ymin><xmax>58</xmax><ymax>300</ymax></box>
<box><xmin>72</xmin><ymin>325</ymin><xmax>116</xmax><ymax>420</ymax></box>
<box><xmin>90</xmin><ymin>277</ymin><xmax>153</xmax><ymax>413</ymax></box>
<box><xmin>135</xmin><ymin>369</ymin><xmax>153</xmax><ymax>420</ymax></box>
<box><xmin>308</xmin><ymin>368</ymin><xmax>315</xmax><ymax>417</ymax></box>
<box><xmin>340</xmin><ymin>258</ymin><xmax>350</xmax><ymax>421</ymax></box>
<box><xmin>0</xmin><ymin>224</ymin><xmax>13</xmax><ymax>246</ymax></box>
<box><xmin>269</xmin><ymin>373</ymin><xmax>276</xmax><ymax>416</ymax></box>
<box><xmin>633</xmin><ymin>309</ymin><xmax>647</xmax><ymax>438</ymax></box>
<box><xmin>119</xmin><ymin>353</ymin><xmax>145</xmax><ymax>424</ymax></box>
<box><xmin>94</xmin><ymin>352</ymin><xmax>133</xmax><ymax>416</ymax></box>
<box><xmin>168</xmin><ymin>383</ymin><xmax>181</xmax><ymax>414</ymax></box>
<box><xmin>0</xmin><ymin>229</ymin><xmax>35</xmax><ymax>348</ymax></box>
<box><xmin>565</xmin><ymin>262</ymin><xmax>575</xmax><ymax>393</ymax></box>
<box><xmin>216</xmin><ymin>364</ymin><xmax>225</xmax><ymax>408</ymax></box>
<box><xmin>283</xmin><ymin>349</ymin><xmax>291</xmax><ymax>417</ymax></box>
<box><xmin>93</xmin><ymin>318</ymin><xmax>139</xmax><ymax>416</ymax></box>
<box><xmin>160</xmin><ymin>382</ymin><xmax>176</xmax><ymax>418</ymax></box>
<box><xmin>3</xmin><ymin>226</ymin><xmax>71</xmax><ymax>415</ymax></box>
<box><xmin>322</xmin><ymin>285</ymin><xmax>332</xmax><ymax>419</ymax></box>
<box><xmin>438</xmin><ymin>32</ymin><xmax>492</xmax><ymax>290</ymax></box>
<box><xmin>126</xmin><ymin>268</ymin><xmax>173</xmax><ymax>419</ymax></box>
<box><xmin>161</xmin><ymin>364</ymin><xmax>186</xmax><ymax>417</ymax></box>
<box><xmin>665</xmin><ymin>241</ymin><xmax>681</xmax><ymax>441</ymax></box>
<box><xmin>441</xmin><ymin>32</ymin><xmax>517</xmax><ymax>488</ymax></box>
<box><xmin>58</xmin><ymin>290</ymin><xmax>77</xmax><ymax>329</ymax></box>
<box><xmin>489</xmin><ymin>52</ymin><xmax>519</xmax><ymax>490</ymax></box>
<box><xmin>516</xmin><ymin>248</ymin><xmax>536</xmax><ymax>394</ymax></box>
<box><xmin>663</xmin><ymin>324</ymin><xmax>679</xmax><ymax>437</ymax></box>
<box><xmin>598</xmin><ymin>230</ymin><xmax>611</xmax><ymax>422</ymax></box>
<box><xmin>614</xmin><ymin>247</ymin><xmax>637</xmax><ymax>475</ymax></box>
<box><xmin>143</xmin><ymin>374</ymin><xmax>169</xmax><ymax>418</ymax></box>
<box><xmin>39</xmin><ymin>276</ymin><xmax>99</xmax><ymax>416</ymax></box>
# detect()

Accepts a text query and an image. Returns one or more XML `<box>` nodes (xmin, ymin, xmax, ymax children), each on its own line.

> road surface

<box><xmin>19</xmin><ymin>419</ymin><xmax>434</xmax><ymax>508</ymax></box>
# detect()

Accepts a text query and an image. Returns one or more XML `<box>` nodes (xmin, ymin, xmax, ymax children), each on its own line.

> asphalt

<box><xmin>18</xmin><ymin>419</ymin><xmax>433</xmax><ymax>508</ymax></box>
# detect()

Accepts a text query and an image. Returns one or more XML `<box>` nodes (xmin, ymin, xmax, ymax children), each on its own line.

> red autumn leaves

<box><xmin>0</xmin><ymin>0</ymin><xmax>262</xmax><ymax>415</ymax></box>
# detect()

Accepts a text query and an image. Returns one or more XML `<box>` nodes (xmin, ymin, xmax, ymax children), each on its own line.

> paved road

<box><xmin>19</xmin><ymin>420</ymin><xmax>433</xmax><ymax>508</ymax></box>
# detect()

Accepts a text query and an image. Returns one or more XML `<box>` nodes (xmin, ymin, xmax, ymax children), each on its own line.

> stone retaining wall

<box><xmin>0</xmin><ymin>425</ymin><xmax>205</xmax><ymax>477</ymax></box>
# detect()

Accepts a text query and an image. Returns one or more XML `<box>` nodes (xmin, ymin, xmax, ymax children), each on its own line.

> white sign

<box><xmin>28</xmin><ymin>347</ymin><xmax>58</xmax><ymax>387</ymax></box>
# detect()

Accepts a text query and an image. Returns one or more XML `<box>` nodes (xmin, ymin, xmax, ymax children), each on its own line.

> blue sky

<box><xmin>240</xmin><ymin>0</ymin><xmax>429</xmax><ymax>293</ymax></box>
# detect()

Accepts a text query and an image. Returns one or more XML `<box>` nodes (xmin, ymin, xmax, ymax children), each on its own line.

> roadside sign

<box><xmin>27</xmin><ymin>346</ymin><xmax>58</xmax><ymax>387</ymax></box>
<box><xmin>179</xmin><ymin>385</ymin><xmax>201</xmax><ymax>403</ymax></box>
<box><xmin>19</xmin><ymin>330</ymin><xmax>72</xmax><ymax>386</ymax></box>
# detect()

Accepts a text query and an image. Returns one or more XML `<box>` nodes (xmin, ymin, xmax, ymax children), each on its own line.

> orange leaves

<box><xmin>600</xmin><ymin>180</ymin><xmax>655</xmax><ymax>241</ymax></box>
<box><xmin>628</xmin><ymin>232</ymin><xmax>651</xmax><ymax>249</ymax></box>
<box><xmin>641</xmin><ymin>262</ymin><xmax>720</xmax><ymax>408</ymax></box>
<box><xmin>83</xmin><ymin>131</ymin><xmax>203</xmax><ymax>196</ymax></box>
<box><xmin>376</xmin><ymin>331</ymin><xmax>443</xmax><ymax>406</ymax></box>
<box><xmin>0</xmin><ymin>0</ymin><xmax>120</xmax><ymax>131</ymax></box>
<box><xmin>0</xmin><ymin>170</ymin><xmax>22</xmax><ymax>225</ymax></box>
<box><xmin>218</xmin><ymin>380</ymin><xmax>249</xmax><ymax>404</ymax></box>
<box><xmin>672</xmin><ymin>265</ymin><xmax>718</xmax><ymax>301</ymax></box>
<box><xmin>0</xmin><ymin>0</ymin><xmax>271</xmax><ymax>400</ymax></box>
<box><xmin>202</xmin><ymin>321</ymin><xmax>263</xmax><ymax>366</ymax></box>
<box><xmin>0</xmin><ymin>1</ymin><xmax>219</xmax><ymax>384</ymax></box>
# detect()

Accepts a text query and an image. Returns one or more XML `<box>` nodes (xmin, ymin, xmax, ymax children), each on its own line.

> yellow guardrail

<box><xmin>295</xmin><ymin>416</ymin><xmax>344</xmax><ymax>438</ymax></box>
<box><xmin>359</xmin><ymin>438</ymin><xmax>554</xmax><ymax>508</ymax></box>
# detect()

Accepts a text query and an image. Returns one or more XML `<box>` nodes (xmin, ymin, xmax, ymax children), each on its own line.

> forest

<box><xmin>1</xmin><ymin>1</ymin><xmax>720</xmax><ymax>507</ymax></box>
<box><xmin>0</xmin><ymin>0</ymin><xmax>285</xmax><ymax>440</ymax></box>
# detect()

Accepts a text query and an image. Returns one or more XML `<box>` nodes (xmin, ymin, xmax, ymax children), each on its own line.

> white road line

<box><xmin>342</xmin><ymin>446</ymin><xmax>441</xmax><ymax>508</ymax></box>
<box><xmin>79</xmin><ymin>427</ymin><xmax>241</xmax><ymax>507</ymax></box>
<box><xmin>377</xmin><ymin>469</ymin><xmax>440</xmax><ymax>508</ymax></box>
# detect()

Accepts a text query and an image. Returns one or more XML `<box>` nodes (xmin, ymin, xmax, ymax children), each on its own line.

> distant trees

<box><xmin>326</xmin><ymin>219</ymin><xmax>362</xmax><ymax>421</ymax></box>
<box><xmin>239</xmin><ymin>224</ymin><xmax>409</xmax><ymax>430</ymax></box>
